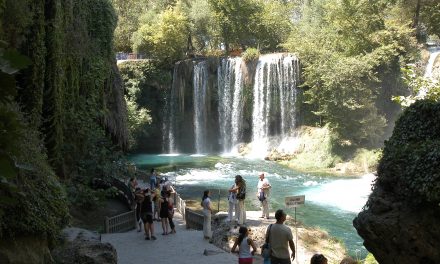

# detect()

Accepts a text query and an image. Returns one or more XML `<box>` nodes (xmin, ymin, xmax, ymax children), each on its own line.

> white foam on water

<box><xmin>158</xmin><ymin>153</ymin><xmax>181</xmax><ymax>157</ymax></box>
<box><xmin>303</xmin><ymin>174</ymin><xmax>375</xmax><ymax>213</ymax></box>
<box><xmin>190</xmin><ymin>154</ymin><xmax>206</xmax><ymax>157</ymax></box>
<box><xmin>175</xmin><ymin>169</ymin><xmax>231</xmax><ymax>184</ymax></box>
<box><xmin>303</xmin><ymin>180</ymin><xmax>318</xmax><ymax>186</ymax></box>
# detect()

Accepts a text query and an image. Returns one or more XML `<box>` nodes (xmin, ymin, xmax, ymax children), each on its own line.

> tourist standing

<box><xmin>228</xmin><ymin>181</ymin><xmax>239</xmax><ymax>222</ymax></box>
<box><xmin>150</xmin><ymin>168</ymin><xmax>158</xmax><ymax>190</ymax></box>
<box><xmin>128</xmin><ymin>177</ymin><xmax>138</xmax><ymax>194</ymax></box>
<box><xmin>160</xmin><ymin>192</ymin><xmax>170</xmax><ymax>235</ymax></box>
<box><xmin>166</xmin><ymin>191</ymin><xmax>176</xmax><ymax>234</ymax></box>
<box><xmin>235</xmin><ymin>175</ymin><xmax>246</xmax><ymax>225</ymax></box>
<box><xmin>153</xmin><ymin>183</ymin><xmax>161</xmax><ymax>221</ymax></box>
<box><xmin>201</xmin><ymin>190</ymin><xmax>212</xmax><ymax>239</ymax></box>
<box><xmin>134</xmin><ymin>187</ymin><xmax>144</xmax><ymax>232</ymax></box>
<box><xmin>231</xmin><ymin>226</ymin><xmax>257</xmax><ymax>264</ymax></box>
<box><xmin>257</xmin><ymin>172</ymin><xmax>271</xmax><ymax>219</ymax></box>
<box><xmin>140</xmin><ymin>188</ymin><xmax>156</xmax><ymax>240</ymax></box>
<box><xmin>266</xmin><ymin>209</ymin><xmax>295</xmax><ymax>264</ymax></box>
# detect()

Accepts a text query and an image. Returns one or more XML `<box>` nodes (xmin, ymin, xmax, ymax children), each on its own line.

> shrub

<box><xmin>364</xmin><ymin>253</ymin><xmax>379</xmax><ymax>264</ymax></box>
<box><xmin>0</xmin><ymin>104</ymin><xmax>69</xmax><ymax>240</ymax></box>
<box><xmin>242</xmin><ymin>47</ymin><xmax>260</xmax><ymax>62</ymax></box>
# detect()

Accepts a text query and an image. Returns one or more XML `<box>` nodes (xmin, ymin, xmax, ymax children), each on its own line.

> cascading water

<box><xmin>193</xmin><ymin>61</ymin><xmax>209</xmax><ymax>154</ymax></box>
<box><xmin>166</xmin><ymin>53</ymin><xmax>300</xmax><ymax>156</ymax></box>
<box><xmin>425</xmin><ymin>47</ymin><xmax>440</xmax><ymax>78</ymax></box>
<box><xmin>251</xmin><ymin>54</ymin><xmax>300</xmax><ymax>157</ymax></box>
<box><xmin>217</xmin><ymin>57</ymin><xmax>244</xmax><ymax>153</ymax></box>
<box><xmin>167</xmin><ymin>64</ymin><xmax>179</xmax><ymax>153</ymax></box>
<box><xmin>417</xmin><ymin>47</ymin><xmax>440</xmax><ymax>98</ymax></box>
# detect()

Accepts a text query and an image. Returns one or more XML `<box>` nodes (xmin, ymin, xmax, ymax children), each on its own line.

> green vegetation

<box><xmin>241</xmin><ymin>48</ymin><xmax>260</xmax><ymax>62</ymax></box>
<box><xmin>364</xmin><ymin>253</ymin><xmax>379</xmax><ymax>264</ymax></box>
<box><xmin>393</xmin><ymin>65</ymin><xmax>440</xmax><ymax>106</ymax></box>
<box><xmin>111</xmin><ymin>0</ymin><xmax>294</xmax><ymax>57</ymax></box>
<box><xmin>0</xmin><ymin>0</ymin><xmax>129</xmax><ymax>242</ymax></box>
<box><xmin>284</xmin><ymin>0</ymin><xmax>419</xmax><ymax>148</ymax></box>
<box><xmin>132</xmin><ymin>5</ymin><xmax>191</xmax><ymax>63</ymax></box>
<box><xmin>376</xmin><ymin>100</ymin><xmax>440</xmax><ymax>204</ymax></box>
<box><xmin>283</xmin><ymin>125</ymin><xmax>341</xmax><ymax>170</ymax></box>
<box><xmin>119</xmin><ymin>60</ymin><xmax>171</xmax><ymax>152</ymax></box>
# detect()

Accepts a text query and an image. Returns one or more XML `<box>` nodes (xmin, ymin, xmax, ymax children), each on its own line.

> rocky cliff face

<box><xmin>354</xmin><ymin>185</ymin><xmax>440</xmax><ymax>263</ymax></box>
<box><xmin>354</xmin><ymin>100</ymin><xmax>440</xmax><ymax>264</ymax></box>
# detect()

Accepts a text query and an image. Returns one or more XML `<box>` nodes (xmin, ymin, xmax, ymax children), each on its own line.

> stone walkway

<box><xmin>101</xmin><ymin>212</ymin><xmax>237</xmax><ymax>264</ymax></box>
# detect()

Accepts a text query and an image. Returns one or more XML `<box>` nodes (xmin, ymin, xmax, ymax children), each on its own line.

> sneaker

<box><xmin>145</xmin><ymin>236</ymin><xmax>150</xmax><ymax>240</ymax></box>
<box><xmin>151</xmin><ymin>236</ymin><xmax>157</xmax><ymax>240</ymax></box>
<box><xmin>259</xmin><ymin>216</ymin><xmax>265</xmax><ymax>218</ymax></box>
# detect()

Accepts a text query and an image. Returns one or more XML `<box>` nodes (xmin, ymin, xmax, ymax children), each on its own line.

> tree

<box><xmin>132</xmin><ymin>6</ymin><xmax>190</xmax><ymax>63</ymax></box>
<box><xmin>208</xmin><ymin>0</ymin><xmax>261</xmax><ymax>51</ymax></box>
<box><xmin>284</xmin><ymin>0</ymin><xmax>417</xmax><ymax>146</ymax></box>
<box><xmin>111</xmin><ymin>0</ymin><xmax>146</xmax><ymax>52</ymax></box>
<box><xmin>254</xmin><ymin>0</ymin><xmax>293</xmax><ymax>51</ymax></box>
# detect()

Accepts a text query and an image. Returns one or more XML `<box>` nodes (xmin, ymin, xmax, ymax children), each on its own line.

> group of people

<box><xmin>228</xmin><ymin>208</ymin><xmax>295</xmax><ymax>264</ymax></box>
<box><xmin>128</xmin><ymin>168</ymin><xmax>176</xmax><ymax>241</ymax></box>
<box><xmin>130</xmin><ymin>169</ymin><xmax>357</xmax><ymax>264</ymax></box>
<box><xmin>226</xmin><ymin>172</ymin><xmax>271</xmax><ymax>226</ymax></box>
<box><xmin>203</xmin><ymin>173</ymin><xmax>357</xmax><ymax>264</ymax></box>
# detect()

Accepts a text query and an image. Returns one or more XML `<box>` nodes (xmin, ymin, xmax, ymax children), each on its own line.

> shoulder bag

<box><xmin>261</xmin><ymin>224</ymin><xmax>272</xmax><ymax>258</ymax></box>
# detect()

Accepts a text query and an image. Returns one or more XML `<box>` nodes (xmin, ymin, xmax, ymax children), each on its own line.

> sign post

<box><xmin>285</xmin><ymin>195</ymin><xmax>305</xmax><ymax>263</ymax></box>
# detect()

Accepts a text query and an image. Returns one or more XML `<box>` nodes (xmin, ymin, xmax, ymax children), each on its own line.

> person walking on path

<box><xmin>202</xmin><ymin>190</ymin><xmax>213</xmax><ymax>239</ymax></box>
<box><xmin>140</xmin><ymin>188</ymin><xmax>157</xmax><ymax>240</ymax></box>
<box><xmin>228</xmin><ymin>180</ymin><xmax>239</xmax><ymax>222</ymax></box>
<box><xmin>266</xmin><ymin>209</ymin><xmax>295</xmax><ymax>264</ymax></box>
<box><xmin>231</xmin><ymin>226</ymin><xmax>257</xmax><ymax>264</ymax></box>
<box><xmin>235</xmin><ymin>175</ymin><xmax>247</xmax><ymax>225</ymax></box>
<box><xmin>257</xmin><ymin>172</ymin><xmax>271</xmax><ymax>219</ymax></box>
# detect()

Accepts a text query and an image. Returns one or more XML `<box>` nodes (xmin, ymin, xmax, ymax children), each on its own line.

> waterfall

<box><xmin>418</xmin><ymin>47</ymin><xmax>440</xmax><ymax>98</ymax></box>
<box><xmin>251</xmin><ymin>54</ymin><xmax>300</xmax><ymax>157</ymax></box>
<box><xmin>217</xmin><ymin>57</ymin><xmax>243</xmax><ymax>153</ymax></box>
<box><xmin>424</xmin><ymin>47</ymin><xmax>440</xmax><ymax>78</ymax></box>
<box><xmin>193</xmin><ymin>61</ymin><xmax>209</xmax><ymax>154</ymax></box>
<box><xmin>165</xmin><ymin>53</ymin><xmax>300</xmax><ymax>156</ymax></box>
<box><xmin>167</xmin><ymin>64</ymin><xmax>179</xmax><ymax>153</ymax></box>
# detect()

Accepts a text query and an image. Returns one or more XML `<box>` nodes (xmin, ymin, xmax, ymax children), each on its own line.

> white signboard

<box><xmin>285</xmin><ymin>195</ymin><xmax>305</xmax><ymax>208</ymax></box>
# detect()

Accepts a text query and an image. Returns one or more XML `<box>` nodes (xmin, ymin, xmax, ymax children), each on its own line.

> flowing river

<box><xmin>129</xmin><ymin>154</ymin><xmax>374</xmax><ymax>258</ymax></box>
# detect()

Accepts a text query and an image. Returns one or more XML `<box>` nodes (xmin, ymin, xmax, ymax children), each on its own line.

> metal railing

<box><xmin>104</xmin><ymin>210</ymin><xmax>136</xmax><ymax>233</ymax></box>
<box><xmin>175</xmin><ymin>193</ymin><xmax>186</xmax><ymax>220</ymax></box>
<box><xmin>103</xmin><ymin>190</ymin><xmax>205</xmax><ymax>233</ymax></box>
<box><xmin>185</xmin><ymin>208</ymin><xmax>204</xmax><ymax>230</ymax></box>
<box><xmin>116</xmin><ymin>52</ymin><xmax>145</xmax><ymax>60</ymax></box>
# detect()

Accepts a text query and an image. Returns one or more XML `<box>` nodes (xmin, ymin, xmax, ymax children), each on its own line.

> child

<box><xmin>231</xmin><ymin>226</ymin><xmax>257</xmax><ymax>264</ymax></box>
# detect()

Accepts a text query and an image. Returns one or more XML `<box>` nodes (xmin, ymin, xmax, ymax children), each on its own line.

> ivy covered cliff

<box><xmin>0</xmin><ymin>0</ymin><xmax>127</xmax><ymax>258</ymax></box>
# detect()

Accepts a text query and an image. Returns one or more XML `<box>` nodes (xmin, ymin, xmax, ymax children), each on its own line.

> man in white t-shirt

<box><xmin>266</xmin><ymin>209</ymin><xmax>295</xmax><ymax>264</ymax></box>
<box><xmin>257</xmin><ymin>172</ymin><xmax>271</xmax><ymax>219</ymax></box>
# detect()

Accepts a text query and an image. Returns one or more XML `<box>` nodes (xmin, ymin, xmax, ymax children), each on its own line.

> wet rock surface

<box><xmin>52</xmin><ymin>227</ymin><xmax>117</xmax><ymax>264</ymax></box>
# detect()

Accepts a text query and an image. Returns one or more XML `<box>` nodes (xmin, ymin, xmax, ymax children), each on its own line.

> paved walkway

<box><xmin>101</xmin><ymin>212</ymin><xmax>237</xmax><ymax>264</ymax></box>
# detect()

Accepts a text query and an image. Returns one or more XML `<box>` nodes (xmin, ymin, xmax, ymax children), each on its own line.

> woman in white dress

<box><xmin>201</xmin><ymin>190</ymin><xmax>212</xmax><ymax>239</ymax></box>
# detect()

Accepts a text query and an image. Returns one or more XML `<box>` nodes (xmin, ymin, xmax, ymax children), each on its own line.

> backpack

<box><xmin>236</xmin><ymin>187</ymin><xmax>246</xmax><ymax>200</ymax></box>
